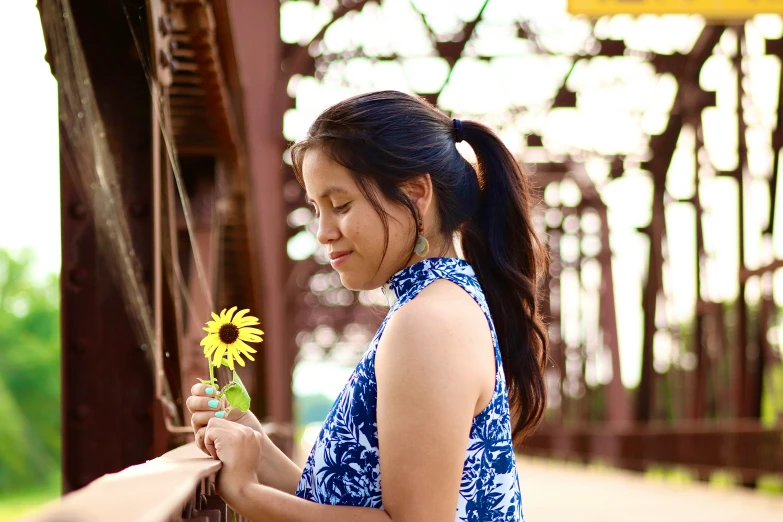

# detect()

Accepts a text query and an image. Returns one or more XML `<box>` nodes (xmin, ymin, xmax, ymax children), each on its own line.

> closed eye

<box><xmin>333</xmin><ymin>203</ymin><xmax>350</xmax><ymax>214</ymax></box>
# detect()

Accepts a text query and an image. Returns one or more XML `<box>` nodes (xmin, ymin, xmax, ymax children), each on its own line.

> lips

<box><xmin>329</xmin><ymin>250</ymin><xmax>352</xmax><ymax>267</ymax></box>
<box><xmin>328</xmin><ymin>250</ymin><xmax>351</xmax><ymax>260</ymax></box>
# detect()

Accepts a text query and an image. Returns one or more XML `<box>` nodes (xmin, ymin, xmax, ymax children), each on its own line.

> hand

<box><xmin>186</xmin><ymin>382</ymin><xmax>264</xmax><ymax>455</ymax></box>
<box><xmin>203</xmin><ymin>417</ymin><xmax>262</xmax><ymax>503</ymax></box>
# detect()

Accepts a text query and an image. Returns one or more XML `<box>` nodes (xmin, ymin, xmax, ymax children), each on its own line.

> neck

<box><xmin>403</xmin><ymin>236</ymin><xmax>458</xmax><ymax>269</ymax></box>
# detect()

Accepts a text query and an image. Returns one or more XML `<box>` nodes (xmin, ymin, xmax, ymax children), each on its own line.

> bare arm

<box><xmin>375</xmin><ymin>280</ymin><xmax>490</xmax><ymax>521</ymax></box>
<box><xmin>227</xmin><ymin>483</ymin><xmax>393</xmax><ymax>522</ymax></box>
<box><xmin>255</xmin><ymin>429</ymin><xmax>304</xmax><ymax>495</ymax></box>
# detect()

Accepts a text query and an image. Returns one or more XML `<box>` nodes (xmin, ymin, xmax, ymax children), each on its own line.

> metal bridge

<box><xmin>20</xmin><ymin>0</ymin><xmax>783</xmax><ymax>519</ymax></box>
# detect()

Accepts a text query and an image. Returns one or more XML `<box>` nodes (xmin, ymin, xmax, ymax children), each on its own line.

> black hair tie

<box><xmin>453</xmin><ymin>118</ymin><xmax>464</xmax><ymax>143</ymax></box>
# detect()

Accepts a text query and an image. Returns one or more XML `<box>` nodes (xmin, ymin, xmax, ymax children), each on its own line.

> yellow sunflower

<box><xmin>200</xmin><ymin>306</ymin><xmax>263</xmax><ymax>370</ymax></box>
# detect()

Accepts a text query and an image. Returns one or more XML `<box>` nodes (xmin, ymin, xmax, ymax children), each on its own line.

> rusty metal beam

<box><xmin>40</xmin><ymin>0</ymin><xmax>170</xmax><ymax>492</ymax></box>
<box><xmin>637</xmin><ymin>113</ymin><xmax>681</xmax><ymax>423</ymax></box>
<box><xmin>571</xmin><ymin>169</ymin><xmax>631</xmax><ymax>426</ymax></box>
<box><xmin>732</xmin><ymin>26</ymin><xmax>751</xmax><ymax>419</ymax></box>
<box><xmin>179</xmin><ymin>163</ymin><xmax>218</xmax><ymax>417</ymax></box>
<box><xmin>226</xmin><ymin>0</ymin><xmax>293</xmax><ymax>454</ymax></box>
<box><xmin>691</xmin><ymin>125</ymin><xmax>710</xmax><ymax>421</ymax></box>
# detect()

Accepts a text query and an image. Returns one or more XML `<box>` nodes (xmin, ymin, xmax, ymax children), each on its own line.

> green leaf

<box><xmin>223</xmin><ymin>370</ymin><xmax>251</xmax><ymax>412</ymax></box>
<box><xmin>196</xmin><ymin>378</ymin><xmax>215</xmax><ymax>385</ymax></box>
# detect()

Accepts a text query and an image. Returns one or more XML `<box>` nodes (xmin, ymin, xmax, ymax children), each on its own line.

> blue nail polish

<box><xmin>205</xmin><ymin>387</ymin><xmax>215</xmax><ymax>395</ymax></box>
<box><xmin>215</xmin><ymin>411</ymin><xmax>225</xmax><ymax>418</ymax></box>
<box><xmin>208</xmin><ymin>399</ymin><xmax>219</xmax><ymax>409</ymax></box>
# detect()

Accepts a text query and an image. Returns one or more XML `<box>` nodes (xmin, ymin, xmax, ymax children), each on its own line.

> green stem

<box><xmin>209</xmin><ymin>360</ymin><xmax>216</xmax><ymax>387</ymax></box>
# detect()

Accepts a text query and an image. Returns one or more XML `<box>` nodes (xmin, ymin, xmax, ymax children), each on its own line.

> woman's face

<box><xmin>301</xmin><ymin>147</ymin><xmax>415</xmax><ymax>290</ymax></box>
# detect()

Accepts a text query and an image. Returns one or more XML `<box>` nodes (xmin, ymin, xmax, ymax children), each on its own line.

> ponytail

<box><xmin>459</xmin><ymin>121</ymin><xmax>549</xmax><ymax>443</ymax></box>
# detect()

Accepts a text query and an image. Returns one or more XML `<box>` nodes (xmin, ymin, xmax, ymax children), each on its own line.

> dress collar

<box><xmin>381</xmin><ymin>257</ymin><xmax>472</xmax><ymax>306</ymax></box>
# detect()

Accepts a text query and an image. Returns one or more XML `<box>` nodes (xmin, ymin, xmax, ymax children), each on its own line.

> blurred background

<box><xmin>1</xmin><ymin>0</ymin><xmax>783</xmax><ymax>520</ymax></box>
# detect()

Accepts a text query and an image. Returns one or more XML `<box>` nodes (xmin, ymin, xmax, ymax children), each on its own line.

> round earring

<box><xmin>414</xmin><ymin>222</ymin><xmax>430</xmax><ymax>257</ymax></box>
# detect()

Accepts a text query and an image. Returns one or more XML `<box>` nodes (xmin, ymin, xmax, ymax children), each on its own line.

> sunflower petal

<box><xmin>240</xmin><ymin>327</ymin><xmax>264</xmax><ymax>336</ymax></box>
<box><xmin>225</xmin><ymin>306</ymin><xmax>238</xmax><ymax>323</ymax></box>
<box><xmin>236</xmin><ymin>316</ymin><xmax>260</xmax><ymax>327</ymax></box>
<box><xmin>200</xmin><ymin>333</ymin><xmax>218</xmax><ymax>346</ymax></box>
<box><xmin>228</xmin><ymin>346</ymin><xmax>243</xmax><ymax>367</ymax></box>
<box><xmin>232</xmin><ymin>346</ymin><xmax>247</xmax><ymax>367</ymax></box>
<box><xmin>203</xmin><ymin>321</ymin><xmax>220</xmax><ymax>333</ymax></box>
<box><xmin>232</xmin><ymin>309</ymin><xmax>249</xmax><ymax>325</ymax></box>
<box><xmin>204</xmin><ymin>343</ymin><xmax>219</xmax><ymax>357</ymax></box>
<box><xmin>236</xmin><ymin>340</ymin><xmax>258</xmax><ymax>355</ymax></box>
<box><xmin>211</xmin><ymin>312</ymin><xmax>221</xmax><ymax>322</ymax></box>
<box><xmin>238</xmin><ymin>331</ymin><xmax>262</xmax><ymax>343</ymax></box>
<box><xmin>244</xmin><ymin>353</ymin><xmax>256</xmax><ymax>362</ymax></box>
<box><xmin>213</xmin><ymin>344</ymin><xmax>227</xmax><ymax>366</ymax></box>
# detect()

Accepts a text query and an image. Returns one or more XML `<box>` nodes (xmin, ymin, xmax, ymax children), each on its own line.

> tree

<box><xmin>0</xmin><ymin>249</ymin><xmax>60</xmax><ymax>493</ymax></box>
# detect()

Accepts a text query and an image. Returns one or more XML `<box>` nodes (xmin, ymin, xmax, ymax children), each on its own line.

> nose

<box><xmin>316</xmin><ymin>212</ymin><xmax>340</xmax><ymax>245</ymax></box>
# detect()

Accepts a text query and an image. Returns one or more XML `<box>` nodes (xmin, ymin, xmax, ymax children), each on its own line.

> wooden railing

<box><xmin>19</xmin><ymin>443</ymin><xmax>244</xmax><ymax>522</ymax></box>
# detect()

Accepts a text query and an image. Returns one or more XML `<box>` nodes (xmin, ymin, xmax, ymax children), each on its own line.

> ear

<box><xmin>403</xmin><ymin>174</ymin><xmax>433</xmax><ymax>221</ymax></box>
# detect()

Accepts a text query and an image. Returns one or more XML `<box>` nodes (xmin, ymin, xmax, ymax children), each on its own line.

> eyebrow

<box><xmin>305</xmin><ymin>186</ymin><xmax>349</xmax><ymax>204</ymax></box>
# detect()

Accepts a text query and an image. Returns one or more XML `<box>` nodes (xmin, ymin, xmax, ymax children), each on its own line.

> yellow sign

<box><xmin>569</xmin><ymin>0</ymin><xmax>783</xmax><ymax>19</ymax></box>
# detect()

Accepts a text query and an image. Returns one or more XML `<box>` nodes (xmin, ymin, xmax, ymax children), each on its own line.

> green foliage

<box><xmin>223</xmin><ymin>370</ymin><xmax>251</xmax><ymax>413</ymax></box>
<box><xmin>761</xmin><ymin>364</ymin><xmax>783</xmax><ymax>427</ymax></box>
<box><xmin>0</xmin><ymin>479</ymin><xmax>60</xmax><ymax>521</ymax></box>
<box><xmin>0</xmin><ymin>249</ymin><xmax>60</xmax><ymax>494</ymax></box>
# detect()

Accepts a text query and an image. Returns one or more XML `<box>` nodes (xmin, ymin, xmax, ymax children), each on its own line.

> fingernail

<box><xmin>215</xmin><ymin>411</ymin><xmax>225</xmax><ymax>418</ymax></box>
<box><xmin>208</xmin><ymin>399</ymin><xmax>219</xmax><ymax>409</ymax></box>
<box><xmin>205</xmin><ymin>387</ymin><xmax>214</xmax><ymax>395</ymax></box>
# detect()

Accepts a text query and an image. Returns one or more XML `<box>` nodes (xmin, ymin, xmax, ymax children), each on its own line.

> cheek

<box><xmin>343</xmin><ymin>207</ymin><xmax>377</xmax><ymax>246</ymax></box>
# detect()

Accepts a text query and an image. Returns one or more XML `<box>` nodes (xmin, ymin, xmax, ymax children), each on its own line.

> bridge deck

<box><xmin>517</xmin><ymin>457</ymin><xmax>783</xmax><ymax>521</ymax></box>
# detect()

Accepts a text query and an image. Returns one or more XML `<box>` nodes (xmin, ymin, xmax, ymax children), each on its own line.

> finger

<box><xmin>203</xmin><ymin>432</ymin><xmax>218</xmax><ymax>460</ymax></box>
<box><xmin>190</xmin><ymin>410</ymin><xmax>229</xmax><ymax>430</ymax></box>
<box><xmin>191</xmin><ymin>382</ymin><xmax>217</xmax><ymax>397</ymax></box>
<box><xmin>203</xmin><ymin>423</ymin><xmax>231</xmax><ymax>460</ymax></box>
<box><xmin>207</xmin><ymin>416</ymin><xmax>233</xmax><ymax>428</ymax></box>
<box><xmin>186</xmin><ymin>395</ymin><xmax>225</xmax><ymax>414</ymax></box>
<box><xmin>195</xmin><ymin>428</ymin><xmax>209</xmax><ymax>455</ymax></box>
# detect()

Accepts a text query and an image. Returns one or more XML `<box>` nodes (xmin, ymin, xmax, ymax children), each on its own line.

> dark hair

<box><xmin>291</xmin><ymin>90</ymin><xmax>549</xmax><ymax>443</ymax></box>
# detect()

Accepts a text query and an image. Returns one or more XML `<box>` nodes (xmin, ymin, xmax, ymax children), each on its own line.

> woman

<box><xmin>186</xmin><ymin>90</ymin><xmax>548</xmax><ymax>521</ymax></box>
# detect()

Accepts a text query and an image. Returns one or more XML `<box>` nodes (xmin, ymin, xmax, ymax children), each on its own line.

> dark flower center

<box><xmin>219</xmin><ymin>323</ymin><xmax>239</xmax><ymax>345</ymax></box>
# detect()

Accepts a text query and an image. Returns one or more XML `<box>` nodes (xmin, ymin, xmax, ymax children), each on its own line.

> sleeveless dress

<box><xmin>295</xmin><ymin>257</ymin><xmax>524</xmax><ymax>521</ymax></box>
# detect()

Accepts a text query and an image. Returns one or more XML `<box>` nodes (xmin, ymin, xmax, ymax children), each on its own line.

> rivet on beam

<box><xmin>69</xmin><ymin>201</ymin><xmax>87</xmax><ymax>219</ymax></box>
<box><xmin>68</xmin><ymin>268</ymin><xmax>89</xmax><ymax>288</ymax></box>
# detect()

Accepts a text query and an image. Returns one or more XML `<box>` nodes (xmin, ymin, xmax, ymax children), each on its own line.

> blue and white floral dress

<box><xmin>295</xmin><ymin>257</ymin><xmax>523</xmax><ymax>521</ymax></box>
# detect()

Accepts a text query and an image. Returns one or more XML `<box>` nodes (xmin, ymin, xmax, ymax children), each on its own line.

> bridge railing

<box><xmin>523</xmin><ymin>420</ymin><xmax>783</xmax><ymax>482</ymax></box>
<box><xmin>18</xmin><ymin>443</ymin><xmax>244</xmax><ymax>522</ymax></box>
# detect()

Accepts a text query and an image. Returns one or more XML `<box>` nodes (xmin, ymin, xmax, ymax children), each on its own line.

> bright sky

<box><xmin>0</xmin><ymin>0</ymin><xmax>60</xmax><ymax>281</ymax></box>
<box><xmin>4</xmin><ymin>0</ymin><xmax>783</xmax><ymax>396</ymax></box>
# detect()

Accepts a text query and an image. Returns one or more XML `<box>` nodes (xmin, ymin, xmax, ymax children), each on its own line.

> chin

<box><xmin>337</xmin><ymin>272</ymin><xmax>362</xmax><ymax>292</ymax></box>
<box><xmin>336</xmin><ymin>270</ymin><xmax>375</xmax><ymax>292</ymax></box>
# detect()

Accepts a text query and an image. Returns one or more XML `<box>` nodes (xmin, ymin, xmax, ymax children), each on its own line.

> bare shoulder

<box><xmin>389</xmin><ymin>278</ymin><xmax>489</xmax><ymax>335</ymax></box>
<box><xmin>375</xmin><ymin>278</ymin><xmax>495</xmax><ymax>414</ymax></box>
